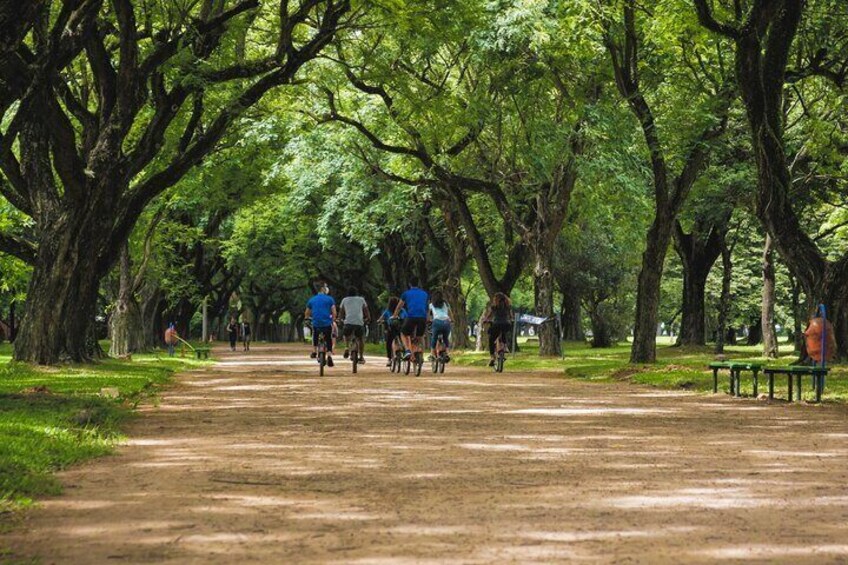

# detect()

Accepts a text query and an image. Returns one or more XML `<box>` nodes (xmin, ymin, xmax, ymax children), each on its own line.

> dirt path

<box><xmin>6</xmin><ymin>343</ymin><xmax>848</xmax><ymax>563</ymax></box>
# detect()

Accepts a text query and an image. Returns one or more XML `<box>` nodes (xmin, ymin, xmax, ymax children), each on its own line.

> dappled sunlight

<box><xmin>509</xmin><ymin>407</ymin><xmax>676</xmax><ymax>416</ymax></box>
<box><xmin>696</xmin><ymin>544</ymin><xmax>848</xmax><ymax>559</ymax></box>
<box><xmin>11</xmin><ymin>344</ymin><xmax>848</xmax><ymax>563</ymax></box>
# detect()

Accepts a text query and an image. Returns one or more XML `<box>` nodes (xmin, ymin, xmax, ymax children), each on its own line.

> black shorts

<box><xmin>311</xmin><ymin>326</ymin><xmax>333</xmax><ymax>350</ymax></box>
<box><xmin>343</xmin><ymin>324</ymin><xmax>364</xmax><ymax>338</ymax></box>
<box><xmin>402</xmin><ymin>317</ymin><xmax>427</xmax><ymax>337</ymax></box>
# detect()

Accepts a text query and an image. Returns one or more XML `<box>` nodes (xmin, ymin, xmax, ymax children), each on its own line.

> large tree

<box><xmin>0</xmin><ymin>0</ymin><xmax>350</xmax><ymax>363</ymax></box>
<box><xmin>604</xmin><ymin>0</ymin><xmax>733</xmax><ymax>363</ymax></box>
<box><xmin>695</xmin><ymin>0</ymin><xmax>848</xmax><ymax>357</ymax></box>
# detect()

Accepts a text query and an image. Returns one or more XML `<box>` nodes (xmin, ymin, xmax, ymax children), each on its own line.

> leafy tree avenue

<box><xmin>0</xmin><ymin>0</ymin><xmax>845</xmax><ymax>364</ymax></box>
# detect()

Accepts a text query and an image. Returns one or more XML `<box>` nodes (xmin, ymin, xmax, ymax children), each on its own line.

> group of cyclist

<box><xmin>303</xmin><ymin>277</ymin><xmax>514</xmax><ymax>369</ymax></box>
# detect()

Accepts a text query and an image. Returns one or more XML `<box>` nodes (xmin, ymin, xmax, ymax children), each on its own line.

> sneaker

<box><xmin>403</xmin><ymin>350</ymin><xmax>412</xmax><ymax>360</ymax></box>
<box><xmin>359</xmin><ymin>356</ymin><xmax>366</xmax><ymax>364</ymax></box>
<box><xmin>428</xmin><ymin>354</ymin><xmax>435</xmax><ymax>361</ymax></box>
<box><xmin>444</xmin><ymin>354</ymin><xmax>451</xmax><ymax>363</ymax></box>
<box><xmin>327</xmin><ymin>356</ymin><xmax>335</xmax><ymax>367</ymax></box>
<box><xmin>343</xmin><ymin>349</ymin><xmax>350</xmax><ymax>359</ymax></box>
<box><xmin>386</xmin><ymin>360</ymin><xmax>392</xmax><ymax>367</ymax></box>
<box><xmin>310</xmin><ymin>352</ymin><xmax>317</xmax><ymax>359</ymax></box>
<box><xmin>488</xmin><ymin>358</ymin><xmax>495</xmax><ymax>367</ymax></box>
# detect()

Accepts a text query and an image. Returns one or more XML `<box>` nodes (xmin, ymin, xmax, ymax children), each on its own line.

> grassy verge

<box><xmin>452</xmin><ymin>338</ymin><xmax>848</xmax><ymax>402</ymax></box>
<box><xmin>0</xmin><ymin>342</ymin><xmax>210</xmax><ymax>515</ymax></box>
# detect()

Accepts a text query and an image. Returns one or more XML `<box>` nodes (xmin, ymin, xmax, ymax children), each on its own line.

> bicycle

<box><xmin>431</xmin><ymin>332</ymin><xmax>448</xmax><ymax>374</ymax></box>
<box><xmin>485</xmin><ymin>320</ymin><xmax>509</xmax><ymax>373</ymax></box>
<box><xmin>390</xmin><ymin>333</ymin><xmax>404</xmax><ymax>373</ymax></box>
<box><xmin>493</xmin><ymin>333</ymin><xmax>507</xmax><ymax>373</ymax></box>
<box><xmin>404</xmin><ymin>328</ymin><xmax>424</xmax><ymax>377</ymax></box>
<box><xmin>306</xmin><ymin>319</ymin><xmax>328</xmax><ymax>376</ymax></box>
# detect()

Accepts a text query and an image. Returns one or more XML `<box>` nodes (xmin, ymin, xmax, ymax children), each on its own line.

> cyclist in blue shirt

<box><xmin>394</xmin><ymin>277</ymin><xmax>429</xmax><ymax>360</ymax></box>
<box><xmin>380</xmin><ymin>296</ymin><xmax>407</xmax><ymax>366</ymax></box>
<box><xmin>305</xmin><ymin>281</ymin><xmax>337</xmax><ymax>367</ymax></box>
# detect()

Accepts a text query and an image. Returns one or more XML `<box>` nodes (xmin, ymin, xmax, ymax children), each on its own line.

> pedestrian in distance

<box><xmin>241</xmin><ymin>320</ymin><xmax>252</xmax><ymax>352</ymax></box>
<box><xmin>164</xmin><ymin>323</ymin><xmax>178</xmax><ymax>357</ymax></box>
<box><xmin>227</xmin><ymin>317</ymin><xmax>238</xmax><ymax>351</ymax></box>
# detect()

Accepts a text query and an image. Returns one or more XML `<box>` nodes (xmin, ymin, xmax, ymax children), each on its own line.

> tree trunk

<box><xmin>535</xmin><ymin>251</ymin><xmax>561</xmax><ymax>356</ymax></box>
<box><xmin>475</xmin><ymin>310</ymin><xmax>487</xmax><ymax>352</ymax></box>
<box><xmin>674</xmin><ymin>221</ymin><xmax>724</xmax><ymax>346</ymax></box>
<box><xmin>109</xmin><ymin>244</ymin><xmax>146</xmax><ymax>357</ymax></box>
<box><xmin>443</xmin><ymin>281</ymin><xmax>469</xmax><ymax>350</ymax></box>
<box><xmin>790</xmin><ymin>276</ymin><xmax>804</xmax><ymax>352</ymax></box>
<box><xmin>715</xmin><ymin>240</ymin><xmax>732</xmax><ymax>354</ymax></box>
<box><xmin>761</xmin><ymin>234</ymin><xmax>779</xmax><ymax>358</ymax></box>
<box><xmin>9</xmin><ymin>300</ymin><xmax>16</xmax><ymax>342</ymax></box>
<box><xmin>630</xmin><ymin>219</ymin><xmax>672</xmax><ymax>363</ymax></box>
<box><xmin>747</xmin><ymin>320</ymin><xmax>762</xmax><ymax>346</ymax></box>
<box><xmin>590</xmin><ymin>305</ymin><xmax>613</xmax><ymax>348</ymax></box>
<box><xmin>560</xmin><ymin>288</ymin><xmax>584</xmax><ymax>341</ymax></box>
<box><xmin>14</xmin><ymin>221</ymin><xmax>105</xmax><ymax>364</ymax></box>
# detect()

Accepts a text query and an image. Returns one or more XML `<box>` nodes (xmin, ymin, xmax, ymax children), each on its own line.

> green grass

<box><xmin>0</xmin><ymin>342</ymin><xmax>210</xmax><ymax>515</ymax></box>
<box><xmin>452</xmin><ymin>337</ymin><xmax>848</xmax><ymax>402</ymax></box>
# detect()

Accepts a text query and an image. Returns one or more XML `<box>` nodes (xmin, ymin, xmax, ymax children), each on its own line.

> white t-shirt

<box><xmin>429</xmin><ymin>302</ymin><xmax>451</xmax><ymax>321</ymax></box>
<box><xmin>340</xmin><ymin>296</ymin><xmax>368</xmax><ymax>325</ymax></box>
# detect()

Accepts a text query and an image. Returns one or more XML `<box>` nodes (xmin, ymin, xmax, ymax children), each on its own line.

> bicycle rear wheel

<box><xmin>415</xmin><ymin>352</ymin><xmax>423</xmax><ymax>376</ymax></box>
<box><xmin>496</xmin><ymin>352</ymin><xmax>505</xmax><ymax>373</ymax></box>
<box><xmin>318</xmin><ymin>351</ymin><xmax>325</xmax><ymax>376</ymax></box>
<box><xmin>404</xmin><ymin>358</ymin><xmax>411</xmax><ymax>375</ymax></box>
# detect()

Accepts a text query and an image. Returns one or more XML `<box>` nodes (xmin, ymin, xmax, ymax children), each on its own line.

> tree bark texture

<box><xmin>109</xmin><ymin>244</ymin><xmax>146</xmax><ymax>357</ymax></box>
<box><xmin>761</xmin><ymin>234</ymin><xmax>779</xmax><ymax>358</ymax></box>
<box><xmin>715</xmin><ymin>239</ymin><xmax>733</xmax><ymax>354</ymax></box>
<box><xmin>674</xmin><ymin>219</ymin><xmax>726</xmax><ymax>346</ymax></box>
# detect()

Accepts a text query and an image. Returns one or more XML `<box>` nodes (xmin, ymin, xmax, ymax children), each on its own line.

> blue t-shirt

<box><xmin>307</xmin><ymin>293</ymin><xmax>335</xmax><ymax>327</ymax></box>
<box><xmin>400</xmin><ymin>287</ymin><xmax>429</xmax><ymax>318</ymax></box>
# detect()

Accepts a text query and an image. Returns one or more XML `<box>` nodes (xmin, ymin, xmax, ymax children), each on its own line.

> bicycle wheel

<box><xmin>439</xmin><ymin>357</ymin><xmax>446</xmax><ymax>373</ymax></box>
<box><xmin>404</xmin><ymin>358</ymin><xmax>411</xmax><ymax>375</ymax></box>
<box><xmin>496</xmin><ymin>352</ymin><xmax>505</xmax><ymax>373</ymax></box>
<box><xmin>352</xmin><ymin>354</ymin><xmax>358</xmax><ymax>374</ymax></box>
<box><xmin>415</xmin><ymin>352</ymin><xmax>423</xmax><ymax>376</ymax></box>
<box><xmin>318</xmin><ymin>351</ymin><xmax>325</xmax><ymax>376</ymax></box>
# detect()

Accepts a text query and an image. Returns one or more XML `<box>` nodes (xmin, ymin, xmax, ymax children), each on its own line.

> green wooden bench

<box><xmin>708</xmin><ymin>362</ymin><xmax>765</xmax><ymax>397</ymax></box>
<box><xmin>763</xmin><ymin>366</ymin><xmax>829</xmax><ymax>403</ymax></box>
<box><xmin>194</xmin><ymin>346</ymin><xmax>211</xmax><ymax>360</ymax></box>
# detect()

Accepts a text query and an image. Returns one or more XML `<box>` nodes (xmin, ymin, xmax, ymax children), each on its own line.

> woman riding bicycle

<box><xmin>483</xmin><ymin>292</ymin><xmax>513</xmax><ymax>367</ymax></box>
<box><xmin>380</xmin><ymin>296</ymin><xmax>406</xmax><ymax>367</ymax></box>
<box><xmin>428</xmin><ymin>290</ymin><xmax>451</xmax><ymax>362</ymax></box>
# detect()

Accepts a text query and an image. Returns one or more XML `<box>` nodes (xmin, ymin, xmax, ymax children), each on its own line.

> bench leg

<box><xmin>735</xmin><ymin>370</ymin><xmax>741</xmax><ymax>397</ymax></box>
<box><xmin>788</xmin><ymin>375</ymin><xmax>793</xmax><ymax>402</ymax></box>
<box><xmin>816</xmin><ymin>375</ymin><xmax>823</xmax><ymax>403</ymax></box>
<box><xmin>768</xmin><ymin>374</ymin><xmax>774</xmax><ymax>400</ymax></box>
<box><xmin>753</xmin><ymin>369</ymin><xmax>759</xmax><ymax>397</ymax></box>
<box><xmin>729</xmin><ymin>370</ymin><xmax>735</xmax><ymax>396</ymax></box>
<box><xmin>713</xmin><ymin>368</ymin><xmax>718</xmax><ymax>394</ymax></box>
<box><xmin>796</xmin><ymin>375</ymin><xmax>802</xmax><ymax>402</ymax></box>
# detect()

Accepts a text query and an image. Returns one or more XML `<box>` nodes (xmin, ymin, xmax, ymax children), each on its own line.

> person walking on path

<box><xmin>339</xmin><ymin>287</ymin><xmax>370</xmax><ymax>363</ymax></box>
<box><xmin>164</xmin><ymin>323</ymin><xmax>178</xmax><ymax>357</ymax></box>
<box><xmin>227</xmin><ymin>318</ymin><xmax>239</xmax><ymax>352</ymax></box>
<box><xmin>241</xmin><ymin>321</ymin><xmax>252</xmax><ymax>352</ymax></box>
<box><xmin>305</xmin><ymin>281</ymin><xmax>337</xmax><ymax>367</ymax></box>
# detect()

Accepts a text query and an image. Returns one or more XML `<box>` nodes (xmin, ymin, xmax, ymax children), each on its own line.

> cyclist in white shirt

<box><xmin>428</xmin><ymin>290</ymin><xmax>452</xmax><ymax>362</ymax></box>
<box><xmin>339</xmin><ymin>286</ymin><xmax>370</xmax><ymax>363</ymax></box>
